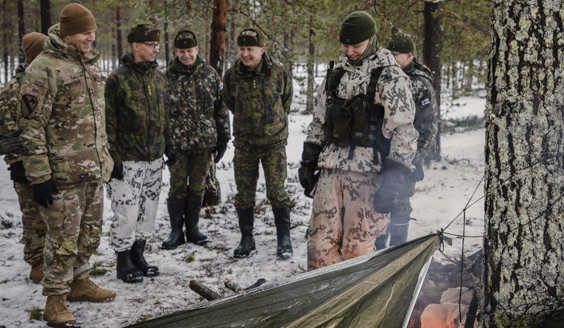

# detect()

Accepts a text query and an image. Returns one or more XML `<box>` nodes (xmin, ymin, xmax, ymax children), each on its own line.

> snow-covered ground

<box><xmin>0</xmin><ymin>73</ymin><xmax>486</xmax><ymax>327</ymax></box>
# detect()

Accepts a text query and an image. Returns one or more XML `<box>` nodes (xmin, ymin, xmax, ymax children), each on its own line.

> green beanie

<box><xmin>174</xmin><ymin>28</ymin><xmax>197</xmax><ymax>49</ymax></box>
<box><xmin>339</xmin><ymin>11</ymin><xmax>376</xmax><ymax>45</ymax></box>
<box><xmin>237</xmin><ymin>28</ymin><xmax>264</xmax><ymax>47</ymax></box>
<box><xmin>127</xmin><ymin>24</ymin><xmax>161</xmax><ymax>44</ymax></box>
<box><xmin>387</xmin><ymin>34</ymin><xmax>416</xmax><ymax>54</ymax></box>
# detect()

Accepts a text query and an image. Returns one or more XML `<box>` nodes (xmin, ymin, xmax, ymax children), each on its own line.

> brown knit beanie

<box><xmin>59</xmin><ymin>3</ymin><xmax>97</xmax><ymax>37</ymax></box>
<box><xmin>22</xmin><ymin>32</ymin><xmax>48</xmax><ymax>63</ymax></box>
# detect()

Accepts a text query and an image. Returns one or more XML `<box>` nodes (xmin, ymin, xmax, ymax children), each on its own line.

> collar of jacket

<box><xmin>404</xmin><ymin>58</ymin><xmax>433</xmax><ymax>81</ymax></box>
<box><xmin>121</xmin><ymin>53</ymin><xmax>159</xmax><ymax>73</ymax></box>
<box><xmin>338</xmin><ymin>47</ymin><xmax>398</xmax><ymax>72</ymax></box>
<box><xmin>44</xmin><ymin>23</ymin><xmax>100</xmax><ymax>64</ymax></box>
<box><xmin>168</xmin><ymin>54</ymin><xmax>202</xmax><ymax>73</ymax></box>
<box><xmin>235</xmin><ymin>52</ymin><xmax>272</xmax><ymax>78</ymax></box>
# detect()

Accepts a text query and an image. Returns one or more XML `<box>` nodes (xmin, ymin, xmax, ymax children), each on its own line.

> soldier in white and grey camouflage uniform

<box><xmin>299</xmin><ymin>11</ymin><xmax>418</xmax><ymax>271</ymax></box>
<box><xmin>162</xmin><ymin>28</ymin><xmax>230</xmax><ymax>250</ymax></box>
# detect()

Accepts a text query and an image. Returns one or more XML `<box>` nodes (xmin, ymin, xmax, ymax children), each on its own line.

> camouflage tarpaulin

<box><xmin>127</xmin><ymin>234</ymin><xmax>440</xmax><ymax>328</ymax></box>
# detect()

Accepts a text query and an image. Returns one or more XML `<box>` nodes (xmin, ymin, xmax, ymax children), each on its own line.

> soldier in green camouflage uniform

<box><xmin>374</xmin><ymin>34</ymin><xmax>439</xmax><ymax>248</ymax></box>
<box><xmin>162</xmin><ymin>28</ymin><xmax>230</xmax><ymax>249</ymax></box>
<box><xmin>105</xmin><ymin>24</ymin><xmax>175</xmax><ymax>283</ymax></box>
<box><xmin>0</xmin><ymin>32</ymin><xmax>48</xmax><ymax>285</ymax></box>
<box><xmin>299</xmin><ymin>12</ymin><xmax>418</xmax><ymax>271</ymax></box>
<box><xmin>224</xmin><ymin>28</ymin><xmax>294</xmax><ymax>259</ymax></box>
<box><xmin>18</xmin><ymin>4</ymin><xmax>116</xmax><ymax>325</ymax></box>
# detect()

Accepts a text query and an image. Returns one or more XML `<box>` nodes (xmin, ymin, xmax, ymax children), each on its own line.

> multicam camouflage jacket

<box><xmin>223</xmin><ymin>52</ymin><xmax>293</xmax><ymax>150</ymax></box>
<box><xmin>404</xmin><ymin>59</ymin><xmax>439</xmax><ymax>166</ymax></box>
<box><xmin>105</xmin><ymin>53</ymin><xmax>171</xmax><ymax>163</ymax></box>
<box><xmin>305</xmin><ymin>48</ymin><xmax>418</xmax><ymax>172</ymax></box>
<box><xmin>17</xmin><ymin>24</ymin><xmax>113</xmax><ymax>186</ymax></box>
<box><xmin>165</xmin><ymin>55</ymin><xmax>230</xmax><ymax>151</ymax></box>
<box><xmin>0</xmin><ymin>64</ymin><xmax>26</xmax><ymax>164</ymax></box>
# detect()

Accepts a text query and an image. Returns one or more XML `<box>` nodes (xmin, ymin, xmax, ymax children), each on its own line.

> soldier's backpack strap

<box><xmin>325</xmin><ymin>60</ymin><xmax>346</xmax><ymax>98</ymax></box>
<box><xmin>366</xmin><ymin>67</ymin><xmax>384</xmax><ymax>111</ymax></box>
<box><xmin>365</xmin><ymin>66</ymin><xmax>389</xmax><ymax>165</ymax></box>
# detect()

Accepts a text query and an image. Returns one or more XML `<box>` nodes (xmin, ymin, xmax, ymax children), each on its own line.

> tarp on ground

<box><xmin>127</xmin><ymin>234</ymin><xmax>440</xmax><ymax>328</ymax></box>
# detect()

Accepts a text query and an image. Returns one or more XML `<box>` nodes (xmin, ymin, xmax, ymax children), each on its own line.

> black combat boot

<box><xmin>162</xmin><ymin>198</ymin><xmax>186</xmax><ymax>250</ymax></box>
<box><xmin>273</xmin><ymin>206</ymin><xmax>293</xmax><ymax>259</ymax></box>
<box><xmin>389</xmin><ymin>214</ymin><xmax>411</xmax><ymax>247</ymax></box>
<box><xmin>116</xmin><ymin>250</ymin><xmax>143</xmax><ymax>283</ymax></box>
<box><xmin>185</xmin><ymin>195</ymin><xmax>208</xmax><ymax>245</ymax></box>
<box><xmin>130</xmin><ymin>240</ymin><xmax>159</xmax><ymax>277</ymax></box>
<box><xmin>233</xmin><ymin>207</ymin><xmax>256</xmax><ymax>257</ymax></box>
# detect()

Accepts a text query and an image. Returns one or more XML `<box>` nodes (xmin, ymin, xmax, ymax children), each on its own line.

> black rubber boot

<box><xmin>233</xmin><ymin>207</ymin><xmax>256</xmax><ymax>257</ymax></box>
<box><xmin>185</xmin><ymin>195</ymin><xmax>208</xmax><ymax>245</ymax></box>
<box><xmin>116</xmin><ymin>250</ymin><xmax>143</xmax><ymax>283</ymax></box>
<box><xmin>130</xmin><ymin>240</ymin><xmax>159</xmax><ymax>277</ymax></box>
<box><xmin>162</xmin><ymin>198</ymin><xmax>186</xmax><ymax>250</ymax></box>
<box><xmin>389</xmin><ymin>214</ymin><xmax>411</xmax><ymax>247</ymax></box>
<box><xmin>273</xmin><ymin>206</ymin><xmax>293</xmax><ymax>259</ymax></box>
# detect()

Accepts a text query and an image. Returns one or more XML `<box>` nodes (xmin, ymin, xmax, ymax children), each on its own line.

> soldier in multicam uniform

<box><xmin>0</xmin><ymin>32</ymin><xmax>48</xmax><ymax>285</ymax></box>
<box><xmin>299</xmin><ymin>12</ymin><xmax>418</xmax><ymax>271</ymax></box>
<box><xmin>18</xmin><ymin>4</ymin><xmax>116</xmax><ymax>325</ymax></box>
<box><xmin>162</xmin><ymin>28</ymin><xmax>230</xmax><ymax>250</ymax></box>
<box><xmin>105</xmin><ymin>24</ymin><xmax>176</xmax><ymax>283</ymax></box>
<box><xmin>224</xmin><ymin>28</ymin><xmax>294</xmax><ymax>259</ymax></box>
<box><xmin>375</xmin><ymin>34</ymin><xmax>439</xmax><ymax>248</ymax></box>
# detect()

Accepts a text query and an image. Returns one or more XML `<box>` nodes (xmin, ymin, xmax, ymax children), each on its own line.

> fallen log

<box><xmin>189</xmin><ymin>280</ymin><xmax>221</xmax><ymax>301</ymax></box>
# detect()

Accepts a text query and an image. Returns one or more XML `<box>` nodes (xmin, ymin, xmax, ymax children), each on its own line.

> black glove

<box><xmin>298</xmin><ymin>166</ymin><xmax>319</xmax><ymax>198</ymax></box>
<box><xmin>0</xmin><ymin>129</ymin><xmax>27</xmax><ymax>155</ymax></box>
<box><xmin>409</xmin><ymin>164</ymin><xmax>424</xmax><ymax>183</ymax></box>
<box><xmin>111</xmin><ymin>161</ymin><xmax>124</xmax><ymax>181</ymax></box>
<box><xmin>32</xmin><ymin>179</ymin><xmax>59</xmax><ymax>208</ymax></box>
<box><xmin>165</xmin><ymin>145</ymin><xmax>177</xmax><ymax>166</ymax></box>
<box><xmin>373</xmin><ymin>159</ymin><xmax>410</xmax><ymax>213</ymax></box>
<box><xmin>8</xmin><ymin>161</ymin><xmax>30</xmax><ymax>183</ymax></box>
<box><xmin>214</xmin><ymin>143</ymin><xmax>228</xmax><ymax>163</ymax></box>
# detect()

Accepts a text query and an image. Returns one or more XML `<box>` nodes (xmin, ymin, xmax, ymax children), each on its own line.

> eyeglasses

<box><xmin>141</xmin><ymin>42</ymin><xmax>160</xmax><ymax>50</ymax></box>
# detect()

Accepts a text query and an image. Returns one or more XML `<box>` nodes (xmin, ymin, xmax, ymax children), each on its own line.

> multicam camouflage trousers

<box><xmin>14</xmin><ymin>182</ymin><xmax>46</xmax><ymax>266</ymax></box>
<box><xmin>41</xmin><ymin>182</ymin><xmax>104</xmax><ymax>296</ymax></box>
<box><xmin>233</xmin><ymin>145</ymin><xmax>290</xmax><ymax>209</ymax></box>
<box><xmin>307</xmin><ymin>168</ymin><xmax>389</xmax><ymax>271</ymax></box>
<box><xmin>168</xmin><ymin>149</ymin><xmax>213</xmax><ymax>199</ymax></box>
<box><xmin>107</xmin><ymin>159</ymin><xmax>163</xmax><ymax>252</ymax></box>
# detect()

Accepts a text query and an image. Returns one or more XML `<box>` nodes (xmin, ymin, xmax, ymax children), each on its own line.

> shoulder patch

<box><xmin>421</xmin><ymin>99</ymin><xmax>430</xmax><ymax>106</ymax></box>
<box><xmin>21</xmin><ymin>94</ymin><xmax>39</xmax><ymax>118</ymax></box>
<box><xmin>24</xmin><ymin>86</ymin><xmax>40</xmax><ymax>97</ymax></box>
<box><xmin>219</xmin><ymin>82</ymin><xmax>223</xmax><ymax>91</ymax></box>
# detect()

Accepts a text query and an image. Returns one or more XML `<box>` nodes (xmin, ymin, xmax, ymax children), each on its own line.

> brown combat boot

<box><xmin>30</xmin><ymin>262</ymin><xmax>44</xmax><ymax>284</ymax></box>
<box><xmin>44</xmin><ymin>294</ymin><xmax>76</xmax><ymax>326</ymax></box>
<box><xmin>67</xmin><ymin>278</ymin><xmax>116</xmax><ymax>302</ymax></box>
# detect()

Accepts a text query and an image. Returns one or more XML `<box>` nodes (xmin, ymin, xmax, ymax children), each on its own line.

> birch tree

<box><xmin>483</xmin><ymin>0</ymin><xmax>564</xmax><ymax>326</ymax></box>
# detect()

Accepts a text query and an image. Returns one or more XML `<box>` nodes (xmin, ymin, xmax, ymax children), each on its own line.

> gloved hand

<box><xmin>32</xmin><ymin>179</ymin><xmax>59</xmax><ymax>208</ymax></box>
<box><xmin>111</xmin><ymin>161</ymin><xmax>124</xmax><ymax>181</ymax></box>
<box><xmin>298</xmin><ymin>166</ymin><xmax>319</xmax><ymax>198</ymax></box>
<box><xmin>165</xmin><ymin>145</ymin><xmax>177</xmax><ymax>166</ymax></box>
<box><xmin>8</xmin><ymin>161</ymin><xmax>30</xmax><ymax>183</ymax></box>
<box><xmin>409</xmin><ymin>164</ymin><xmax>424</xmax><ymax>183</ymax></box>
<box><xmin>0</xmin><ymin>129</ymin><xmax>28</xmax><ymax>155</ymax></box>
<box><xmin>374</xmin><ymin>159</ymin><xmax>410</xmax><ymax>213</ymax></box>
<box><xmin>214</xmin><ymin>142</ymin><xmax>228</xmax><ymax>163</ymax></box>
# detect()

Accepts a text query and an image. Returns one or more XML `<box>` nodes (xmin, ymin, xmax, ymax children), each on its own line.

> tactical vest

<box><xmin>322</xmin><ymin>61</ymin><xmax>391</xmax><ymax>163</ymax></box>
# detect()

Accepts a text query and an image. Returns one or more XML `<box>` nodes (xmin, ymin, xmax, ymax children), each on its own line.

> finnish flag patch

<box><xmin>421</xmin><ymin>99</ymin><xmax>430</xmax><ymax>106</ymax></box>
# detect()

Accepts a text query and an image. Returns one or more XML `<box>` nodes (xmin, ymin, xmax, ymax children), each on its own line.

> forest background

<box><xmin>1</xmin><ymin>0</ymin><xmax>491</xmax><ymax>121</ymax></box>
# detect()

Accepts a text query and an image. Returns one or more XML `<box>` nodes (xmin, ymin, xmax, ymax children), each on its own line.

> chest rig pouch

<box><xmin>323</xmin><ymin>61</ymin><xmax>390</xmax><ymax>163</ymax></box>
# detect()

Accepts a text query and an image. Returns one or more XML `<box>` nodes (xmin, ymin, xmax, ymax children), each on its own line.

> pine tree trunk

<box><xmin>17</xmin><ymin>0</ymin><xmax>24</xmax><ymax>64</ymax></box>
<box><xmin>482</xmin><ymin>0</ymin><xmax>564</xmax><ymax>326</ymax></box>
<box><xmin>116</xmin><ymin>3</ymin><xmax>122</xmax><ymax>63</ymax></box>
<box><xmin>305</xmin><ymin>15</ymin><xmax>315</xmax><ymax>114</ymax></box>
<box><xmin>210</xmin><ymin>0</ymin><xmax>227</xmax><ymax>76</ymax></box>
<box><xmin>423</xmin><ymin>1</ymin><xmax>441</xmax><ymax>163</ymax></box>
<box><xmin>40</xmin><ymin>0</ymin><xmax>50</xmax><ymax>35</ymax></box>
